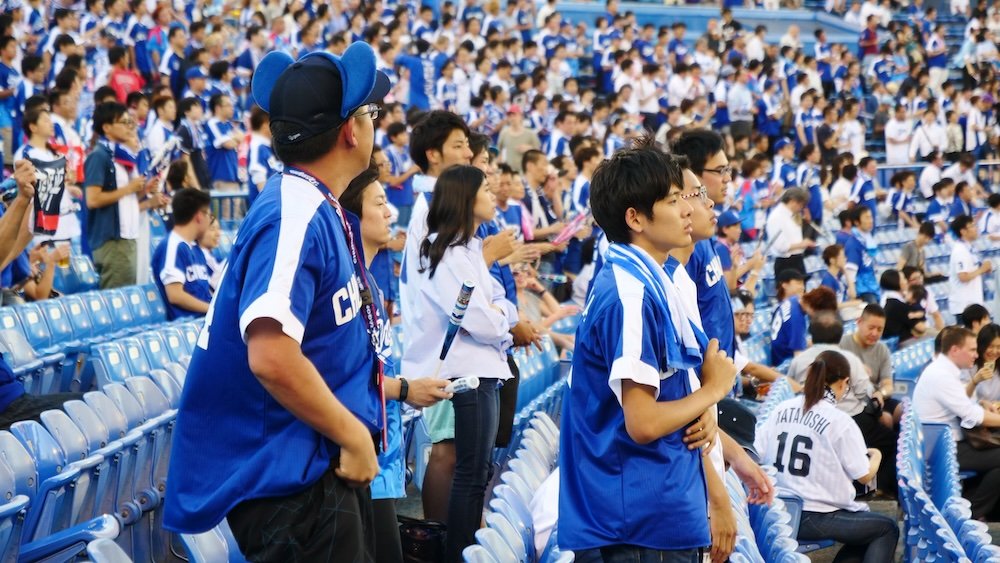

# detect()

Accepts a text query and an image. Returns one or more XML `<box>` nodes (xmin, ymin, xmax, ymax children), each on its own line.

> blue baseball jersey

<box><xmin>0</xmin><ymin>62</ymin><xmax>19</xmax><ymax>128</ymax></box>
<box><xmin>850</xmin><ymin>175</ymin><xmax>877</xmax><ymax>226</ymax></box>
<box><xmin>396</xmin><ymin>53</ymin><xmax>434</xmax><ymax>110</ymax></box>
<box><xmin>925</xmin><ymin>198</ymin><xmax>951</xmax><ymax>225</ymax></box>
<box><xmin>770</xmin><ymin>296</ymin><xmax>807</xmax><ymax>366</ymax></box>
<box><xmin>685</xmin><ymin>240</ymin><xmax>735</xmax><ymax>357</ymax></box>
<box><xmin>559</xmin><ymin>261</ymin><xmax>709</xmax><ymax>552</ymax></box>
<box><xmin>163</xmin><ymin>170</ymin><xmax>381</xmax><ymax>533</ymax></box>
<box><xmin>385</xmin><ymin>144</ymin><xmax>416</xmax><ymax>208</ymax></box>
<box><xmin>203</xmin><ymin>119</ymin><xmax>239</xmax><ymax>183</ymax></box>
<box><xmin>152</xmin><ymin>231</ymin><xmax>214</xmax><ymax>320</ymax></box>
<box><xmin>820</xmin><ymin>270</ymin><xmax>848</xmax><ymax>303</ymax></box>
<box><xmin>844</xmin><ymin>234</ymin><xmax>879</xmax><ymax>298</ymax></box>
<box><xmin>247</xmin><ymin>134</ymin><xmax>282</xmax><ymax>208</ymax></box>
<box><xmin>951</xmin><ymin>198</ymin><xmax>973</xmax><ymax>219</ymax></box>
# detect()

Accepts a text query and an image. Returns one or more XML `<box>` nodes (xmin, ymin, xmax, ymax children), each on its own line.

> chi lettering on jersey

<box><xmin>704</xmin><ymin>255</ymin><xmax>724</xmax><ymax>287</ymax></box>
<box><xmin>333</xmin><ymin>274</ymin><xmax>363</xmax><ymax>326</ymax></box>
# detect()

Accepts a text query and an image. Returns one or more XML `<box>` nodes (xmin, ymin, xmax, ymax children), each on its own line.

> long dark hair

<box><xmin>419</xmin><ymin>165</ymin><xmax>486</xmax><ymax>278</ymax></box>
<box><xmin>976</xmin><ymin>323</ymin><xmax>1000</xmax><ymax>371</ymax></box>
<box><xmin>803</xmin><ymin>350</ymin><xmax>850</xmax><ymax>412</ymax></box>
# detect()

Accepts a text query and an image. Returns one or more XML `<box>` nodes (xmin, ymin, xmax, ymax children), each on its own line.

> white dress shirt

<box><xmin>913</xmin><ymin>354</ymin><xmax>986</xmax><ymax>440</ymax></box>
<box><xmin>765</xmin><ymin>203</ymin><xmax>805</xmax><ymax>259</ymax></box>
<box><xmin>949</xmin><ymin>240</ymin><xmax>984</xmax><ymax>316</ymax></box>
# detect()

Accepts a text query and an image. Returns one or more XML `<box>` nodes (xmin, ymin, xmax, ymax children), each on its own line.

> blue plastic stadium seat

<box><xmin>120</xmin><ymin>286</ymin><xmax>155</xmax><ymax>328</ymax></box>
<box><xmin>72</xmin><ymin>256</ymin><xmax>100</xmax><ymax>292</ymax></box>
<box><xmin>103</xmin><ymin>290</ymin><xmax>139</xmax><ymax>334</ymax></box>
<box><xmin>87</xmin><ymin>537</ymin><xmax>132</xmax><ymax>563</ymax></box>
<box><xmin>139</xmin><ymin>284</ymin><xmax>167</xmax><ymax>324</ymax></box>
<box><xmin>81</xmin><ymin>292</ymin><xmax>119</xmax><ymax>339</ymax></box>
<box><xmin>486</xmin><ymin>512</ymin><xmax>529</xmax><ymax>563</ymax></box>
<box><xmin>0</xmin><ymin>306</ymin><xmax>64</xmax><ymax>393</ymax></box>
<box><xmin>61</xmin><ymin>295</ymin><xmax>98</xmax><ymax>343</ymax></box>
<box><xmin>118</xmin><ymin>337</ymin><xmax>153</xmax><ymax>377</ymax></box>
<box><xmin>463</xmin><ymin>544</ymin><xmax>499</xmax><ymax>563</ymax></box>
<box><xmin>0</xmin><ymin>328</ymin><xmax>46</xmax><ymax>394</ymax></box>
<box><xmin>160</xmin><ymin>326</ymin><xmax>192</xmax><ymax>360</ymax></box>
<box><xmin>475</xmin><ymin>527</ymin><xmax>518</xmax><ymax>562</ymax></box>
<box><xmin>41</xmin><ymin>408</ymin><xmax>122</xmax><ymax>521</ymax></box>
<box><xmin>90</xmin><ymin>342</ymin><xmax>132</xmax><ymax>388</ymax></box>
<box><xmin>53</xmin><ymin>262</ymin><xmax>81</xmax><ymax>296</ymax></box>
<box><xmin>0</xmin><ymin>457</ymin><xmax>28</xmax><ymax>563</ymax></box>
<box><xmin>148</xmin><ymin>369</ymin><xmax>182</xmax><ymax>408</ymax></box>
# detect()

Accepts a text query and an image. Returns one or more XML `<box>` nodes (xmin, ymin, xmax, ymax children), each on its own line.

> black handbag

<box><xmin>398</xmin><ymin>515</ymin><xmax>447</xmax><ymax>563</ymax></box>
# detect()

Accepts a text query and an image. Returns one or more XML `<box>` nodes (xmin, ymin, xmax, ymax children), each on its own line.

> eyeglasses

<box><xmin>703</xmin><ymin>165</ymin><xmax>733</xmax><ymax>177</ymax></box>
<box><xmin>681</xmin><ymin>185</ymin><xmax>710</xmax><ymax>204</ymax></box>
<box><xmin>352</xmin><ymin>104</ymin><xmax>382</xmax><ymax>120</ymax></box>
<box><xmin>116</xmin><ymin>117</ymin><xmax>137</xmax><ymax>127</ymax></box>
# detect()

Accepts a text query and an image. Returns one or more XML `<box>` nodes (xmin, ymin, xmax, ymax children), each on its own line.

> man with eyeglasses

<box><xmin>84</xmin><ymin>101</ymin><xmax>164</xmax><ymax>289</ymax></box>
<box><xmin>165</xmin><ymin>44</ymin><xmax>394</xmax><ymax>561</ymax></box>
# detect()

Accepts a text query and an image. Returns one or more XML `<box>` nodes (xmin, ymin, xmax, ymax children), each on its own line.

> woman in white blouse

<box><xmin>402</xmin><ymin>165</ymin><xmax>518</xmax><ymax>562</ymax></box>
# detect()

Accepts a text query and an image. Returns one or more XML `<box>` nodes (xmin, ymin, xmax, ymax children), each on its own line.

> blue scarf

<box><xmin>606</xmin><ymin>243</ymin><xmax>704</xmax><ymax>373</ymax></box>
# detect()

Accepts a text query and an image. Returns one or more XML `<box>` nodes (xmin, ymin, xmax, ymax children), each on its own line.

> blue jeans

<box><xmin>799</xmin><ymin>509</ymin><xmax>899</xmax><ymax>563</ymax></box>
<box><xmin>445</xmin><ymin>379</ymin><xmax>500</xmax><ymax>563</ymax></box>
<box><xmin>575</xmin><ymin>546</ymin><xmax>706</xmax><ymax>562</ymax></box>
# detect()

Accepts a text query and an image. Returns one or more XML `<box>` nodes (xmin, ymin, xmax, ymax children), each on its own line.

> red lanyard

<box><xmin>287</xmin><ymin>167</ymin><xmax>388</xmax><ymax>450</ymax></box>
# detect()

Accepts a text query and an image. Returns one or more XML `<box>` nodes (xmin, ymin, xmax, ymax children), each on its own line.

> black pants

<box><xmin>372</xmin><ymin>499</ymin><xmax>402</xmax><ymax>563</ymax></box>
<box><xmin>0</xmin><ymin>392</ymin><xmax>84</xmax><ymax>430</ymax></box>
<box><xmin>495</xmin><ymin>355</ymin><xmax>520</xmax><ymax>447</ymax></box>
<box><xmin>773</xmin><ymin>255</ymin><xmax>806</xmax><ymax>278</ymax></box>
<box><xmin>956</xmin><ymin>440</ymin><xmax>1000</xmax><ymax>520</ymax></box>
<box><xmin>852</xmin><ymin>410</ymin><xmax>898</xmax><ymax>494</ymax></box>
<box><xmin>227</xmin><ymin>464</ymin><xmax>376</xmax><ymax>563</ymax></box>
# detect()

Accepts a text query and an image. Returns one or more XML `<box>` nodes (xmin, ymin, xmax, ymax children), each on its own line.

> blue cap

<box><xmin>251</xmin><ymin>42</ymin><xmax>390</xmax><ymax>145</ymax></box>
<box><xmin>185</xmin><ymin>67</ymin><xmax>208</xmax><ymax>81</ymax></box>
<box><xmin>774</xmin><ymin>137</ymin><xmax>792</xmax><ymax>151</ymax></box>
<box><xmin>718</xmin><ymin>210</ymin><xmax>742</xmax><ymax>228</ymax></box>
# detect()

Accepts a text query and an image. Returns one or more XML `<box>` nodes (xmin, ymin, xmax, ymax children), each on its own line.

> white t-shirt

<box><xmin>884</xmin><ymin>118</ymin><xmax>913</xmax><ymax>164</ymax></box>
<box><xmin>114</xmin><ymin>160</ymin><xmax>141</xmax><ymax>240</ymax></box>
<box><xmin>755</xmin><ymin>395</ymin><xmax>871</xmax><ymax>513</ymax></box>
<box><xmin>949</xmin><ymin>240</ymin><xmax>984</xmax><ymax>315</ymax></box>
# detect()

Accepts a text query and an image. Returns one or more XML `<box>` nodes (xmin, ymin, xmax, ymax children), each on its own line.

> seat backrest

<box><xmin>462</xmin><ymin>545</ymin><xmax>499</xmax><ymax>563</ymax></box>
<box><xmin>102</xmin><ymin>290</ymin><xmax>135</xmax><ymax>332</ymax></box>
<box><xmin>179</xmin><ymin>527</ymin><xmax>230</xmax><ymax>563</ymax></box>
<box><xmin>82</xmin><ymin>293</ymin><xmax>115</xmax><ymax>334</ymax></box>
<box><xmin>485</xmin><ymin>512</ymin><xmax>527</xmax><ymax>562</ymax></box>
<box><xmin>160</xmin><ymin>327</ymin><xmax>189</xmax><ymax>360</ymax></box>
<box><xmin>86</xmin><ymin>537</ymin><xmax>133</xmax><ymax>563</ymax></box>
<box><xmin>14</xmin><ymin>303</ymin><xmax>53</xmax><ymax>351</ymax></box>
<box><xmin>148</xmin><ymin>370</ymin><xmax>182</xmax><ymax>408</ymax></box>
<box><xmin>474</xmin><ymin>528</ymin><xmax>517</xmax><ymax>562</ymax></box>
<box><xmin>93</xmin><ymin>342</ymin><xmax>130</xmax><ymax>385</ymax></box>
<box><xmin>103</xmin><ymin>383</ymin><xmax>147</xmax><ymax>428</ymax></box>
<box><xmin>0</xmin><ymin>328</ymin><xmax>39</xmax><ymax>367</ymax></box>
<box><xmin>83</xmin><ymin>392</ymin><xmax>130</xmax><ymax>439</ymax></box>
<box><xmin>60</xmin><ymin>296</ymin><xmax>95</xmax><ymax>339</ymax></box>
<box><xmin>63</xmin><ymin>400</ymin><xmax>111</xmax><ymax>452</ymax></box>
<box><xmin>36</xmin><ymin>299</ymin><xmax>77</xmax><ymax>343</ymax></box>
<box><xmin>118</xmin><ymin>337</ymin><xmax>152</xmax><ymax>376</ymax></box>
<box><xmin>0</xmin><ymin>310</ymin><xmax>25</xmax><ymax>341</ymax></box>
<box><xmin>10</xmin><ymin>421</ymin><xmax>69</xmax><ymax>482</ymax></box>
<box><xmin>138</xmin><ymin>332</ymin><xmax>172</xmax><ymax>370</ymax></box>
<box><xmin>71</xmin><ymin>256</ymin><xmax>99</xmax><ymax>291</ymax></box>
<box><xmin>40</xmin><ymin>410</ymin><xmax>91</xmax><ymax>461</ymax></box>
<box><xmin>0</xmin><ymin>431</ymin><xmax>37</xmax><ymax>500</ymax></box>
<box><xmin>178</xmin><ymin>323</ymin><xmax>200</xmax><ymax>353</ymax></box>
<box><xmin>120</xmin><ymin>286</ymin><xmax>153</xmax><ymax>327</ymax></box>
<box><xmin>124</xmin><ymin>376</ymin><xmax>172</xmax><ymax>420</ymax></box>
<box><xmin>140</xmin><ymin>284</ymin><xmax>167</xmax><ymax>323</ymax></box>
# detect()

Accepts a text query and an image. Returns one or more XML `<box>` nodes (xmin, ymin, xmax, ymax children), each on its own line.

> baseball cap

<box><xmin>508</xmin><ymin>104</ymin><xmax>523</xmax><ymax>114</ymax></box>
<box><xmin>251</xmin><ymin>42</ymin><xmax>391</xmax><ymax>146</ymax></box>
<box><xmin>718</xmin><ymin>210</ymin><xmax>741</xmax><ymax>228</ymax></box>
<box><xmin>773</xmin><ymin>137</ymin><xmax>792</xmax><ymax>151</ymax></box>
<box><xmin>776</xmin><ymin>269</ymin><xmax>806</xmax><ymax>285</ymax></box>
<box><xmin>185</xmin><ymin>67</ymin><xmax>208</xmax><ymax>81</ymax></box>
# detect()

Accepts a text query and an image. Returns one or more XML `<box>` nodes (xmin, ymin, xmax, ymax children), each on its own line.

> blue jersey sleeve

<box><xmin>715</xmin><ymin>241</ymin><xmax>733</xmax><ymax>271</ymax></box>
<box><xmin>237</xmin><ymin>220</ymin><xmax>322</xmax><ymax>344</ymax></box>
<box><xmin>844</xmin><ymin>237</ymin><xmax>863</xmax><ymax>268</ymax></box>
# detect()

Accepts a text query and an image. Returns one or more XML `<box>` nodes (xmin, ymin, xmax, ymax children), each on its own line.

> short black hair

<box><xmin>178</xmin><ymin>97</ymin><xmax>201</xmax><ymax>116</ymax></box>
<box><xmin>861</xmin><ymin>303</ymin><xmax>886</xmax><ymax>320</ymax></box>
<box><xmin>990</xmin><ymin>193</ymin><xmax>1000</xmax><ymax>209</ymax></box>
<box><xmin>209</xmin><ymin>93</ymin><xmax>227</xmax><ymax>113</ymax></box>
<box><xmin>918</xmin><ymin>221</ymin><xmax>935</xmax><ymax>238</ymax></box>
<box><xmin>950</xmin><ymin>214</ymin><xmax>973</xmax><ymax>237</ymax></box>
<box><xmin>92</xmin><ymin>101</ymin><xmax>127</xmax><ymax>139</ymax></box>
<box><xmin>271</xmin><ymin>120</ymin><xmax>340</xmax><ymax>165</ymax></box>
<box><xmin>590</xmin><ymin>139</ymin><xmax>684</xmax><ymax>244</ymax></box>
<box><xmin>961</xmin><ymin>304</ymin><xmax>991</xmax><ymax>329</ymax></box>
<box><xmin>671</xmin><ymin>129</ymin><xmax>724</xmax><ymax>174</ymax></box>
<box><xmin>809</xmin><ymin>310</ymin><xmax>844</xmax><ymax>344</ymax></box>
<box><xmin>109</xmin><ymin>45</ymin><xmax>127</xmax><ymax>66</ymax></box>
<box><xmin>20</xmin><ymin>54</ymin><xmax>41</xmax><ymax>75</ymax></box>
<box><xmin>171</xmin><ymin>188</ymin><xmax>211</xmax><ymax>225</ymax></box>
<box><xmin>409</xmin><ymin>110</ymin><xmax>470</xmax><ymax>172</ymax></box>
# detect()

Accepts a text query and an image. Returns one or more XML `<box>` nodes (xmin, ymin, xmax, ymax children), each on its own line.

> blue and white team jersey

<box><xmin>925</xmin><ymin>197</ymin><xmax>952</xmax><ymax>226</ymax></box>
<box><xmin>151</xmin><ymin>231</ymin><xmax>214</xmax><ymax>320</ymax></box>
<box><xmin>979</xmin><ymin>208</ymin><xmax>1000</xmax><ymax>236</ymax></box>
<box><xmin>820</xmin><ymin>270</ymin><xmax>848</xmax><ymax>303</ymax></box>
<box><xmin>545</xmin><ymin>130</ymin><xmax>571</xmax><ymax>159</ymax></box>
<box><xmin>159</xmin><ymin>50</ymin><xmax>184</xmax><ymax>97</ymax></box>
<box><xmin>604</xmin><ymin>134</ymin><xmax>626</xmax><ymax>157</ymax></box>
<box><xmin>0</xmin><ymin>62</ymin><xmax>19</xmax><ymax>128</ymax></box>
<box><xmin>126</xmin><ymin>16</ymin><xmax>153</xmax><ymax>75</ymax></box>
<box><xmin>844</xmin><ymin>231</ymin><xmax>880</xmax><ymax>299</ymax></box>
<box><xmin>247</xmin><ymin>133</ymin><xmax>282</xmax><ymax>208</ymax></box>
<box><xmin>889</xmin><ymin>189</ymin><xmax>914</xmax><ymax>224</ymax></box>
<box><xmin>849</xmin><ymin>174</ymin><xmax>878</xmax><ymax>226</ymax></box>
<box><xmin>685</xmin><ymin>239</ymin><xmax>735</xmax><ymax>359</ymax></box>
<box><xmin>798</xmin><ymin>163</ymin><xmax>823</xmax><ymax>222</ymax></box>
<box><xmin>203</xmin><ymin>118</ymin><xmax>239</xmax><ymax>183</ymax></box>
<box><xmin>396</xmin><ymin>53</ymin><xmax>434</xmax><ymax>110</ymax></box>
<box><xmin>772</xmin><ymin>158</ymin><xmax>798</xmax><ymax>189</ymax></box>
<box><xmin>559</xmin><ymin>248</ymin><xmax>709</xmax><ymax>552</ymax></box>
<box><xmin>951</xmin><ymin>197</ymin><xmax>973</xmax><ymax>219</ymax></box>
<box><xmin>570</xmin><ymin>175</ymin><xmax>590</xmax><ymax>214</ymax></box>
<box><xmin>435</xmin><ymin>77</ymin><xmax>458</xmax><ymax>112</ymax></box>
<box><xmin>385</xmin><ymin>144</ymin><xmax>415</xmax><ymax>208</ymax></box>
<box><xmin>163</xmin><ymin>169</ymin><xmax>381</xmax><ymax>534</ymax></box>
<box><xmin>770</xmin><ymin>295</ymin><xmax>807</xmax><ymax>366</ymax></box>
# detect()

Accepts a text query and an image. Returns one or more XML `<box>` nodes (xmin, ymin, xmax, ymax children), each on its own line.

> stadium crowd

<box><xmin>3</xmin><ymin>0</ymin><xmax>1000</xmax><ymax>560</ymax></box>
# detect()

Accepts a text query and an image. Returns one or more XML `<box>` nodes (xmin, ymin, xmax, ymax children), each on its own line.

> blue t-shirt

<box><xmin>0</xmin><ymin>62</ymin><xmax>20</xmax><ymax>128</ymax></box>
<box><xmin>163</xmin><ymin>169</ymin><xmax>381</xmax><ymax>533</ymax></box>
<box><xmin>850</xmin><ymin>175</ymin><xmax>878</xmax><ymax>226</ymax></box>
<box><xmin>770</xmin><ymin>296</ymin><xmax>807</xmax><ymax>366</ymax></box>
<box><xmin>559</xmin><ymin>261</ymin><xmax>709</xmax><ymax>552</ymax></box>
<box><xmin>203</xmin><ymin>119</ymin><xmax>239</xmax><ymax>183</ymax></box>
<box><xmin>396</xmin><ymin>53</ymin><xmax>434</xmax><ymax>110</ymax></box>
<box><xmin>844</xmin><ymin>233</ymin><xmax>879</xmax><ymax>298</ymax></box>
<box><xmin>386</xmin><ymin>144</ymin><xmax>415</xmax><ymax>208</ymax></box>
<box><xmin>820</xmin><ymin>270</ymin><xmax>848</xmax><ymax>303</ymax></box>
<box><xmin>685</xmin><ymin>240</ymin><xmax>735</xmax><ymax>358</ymax></box>
<box><xmin>151</xmin><ymin>231</ymin><xmax>214</xmax><ymax>320</ymax></box>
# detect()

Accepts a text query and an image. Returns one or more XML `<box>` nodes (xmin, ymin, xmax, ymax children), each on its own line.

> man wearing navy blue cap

<box><xmin>164</xmin><ymin>43</ymin><xmax>393</xmax><ymax>562</ymax></box>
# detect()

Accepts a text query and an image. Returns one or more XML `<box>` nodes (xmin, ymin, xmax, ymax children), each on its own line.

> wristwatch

<box><xmin>398</xmin><ymin>378</ymin><xmax>409</xmax><ymax>402</ymax></box>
